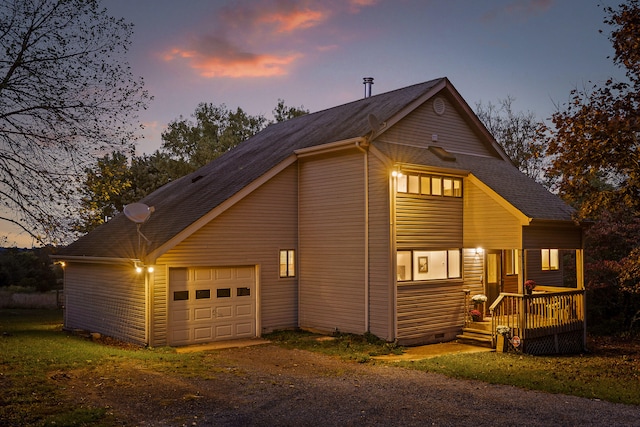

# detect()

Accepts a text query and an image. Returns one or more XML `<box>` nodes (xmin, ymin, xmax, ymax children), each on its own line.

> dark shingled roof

<box><xmin>372</xmin><ymin>141</ymin><xmax>575</xmax><ymax>221</ymax></box>
<box><xmin>58</xmin><ymin>77</ymin><xmax>574</xmax><ymax>260</ymax></box>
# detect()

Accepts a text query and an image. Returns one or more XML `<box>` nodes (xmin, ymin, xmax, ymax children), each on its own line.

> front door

<box><xmin>485</xmin><ymin>250</ymin><xmax>502</xmax><ymax>315</ymax></box>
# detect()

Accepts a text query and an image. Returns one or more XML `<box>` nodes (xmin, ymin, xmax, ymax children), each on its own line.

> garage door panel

<box><xmin>194</xmin><ymin>308</ymin><xmax>212</xmax><ymax>320</ymax></box>
<box><xmin>194</xmin><ymin>327</ymin><xmax>213</xmax><ymax>340</ymax></box>
<box><xmin>169</xmin><ymin>266</ymin><xmax>256</xmax><ymax>346</ymax></box>
<box><xmin>215</xmin><ymin>324</ymin><xmax>233</xmax><ymax>338</ymax></box>
<box><xmin>236</xmin><ymin>304</ymin><xmax>253</xmax><ymax>316</ymax></box>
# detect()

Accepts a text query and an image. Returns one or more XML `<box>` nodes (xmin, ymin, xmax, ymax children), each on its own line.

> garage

<box><xmin>168</xmin><ymin>266</ymin><xmax>256</xmax><ymax>346</ymax></box>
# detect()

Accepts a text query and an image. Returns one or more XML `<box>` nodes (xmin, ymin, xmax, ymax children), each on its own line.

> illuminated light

<box><xmin>475</xmin><ymin>247</ymin><xmax>483</xmax><ymax>255</ymax></box>
<box><xmin>391</xmin><ymin>170</ymin><xmax>404</xmax><ymax>178</ymax></box>
<box><xmin>147</xmin><ymin>266</ymin><xmax>154</xmax><ymax>273</ymax></box>
<box><xmin>136</xmin><ymin>266</ymin><xmax>143</xmax><ymax>273</ymax></box>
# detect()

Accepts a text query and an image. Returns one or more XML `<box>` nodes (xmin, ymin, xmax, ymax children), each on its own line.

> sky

<box><xmin>3</xmin><ymin>0</ymin><xmax>627</xmax><ymax>247</ymax></box>
<box><xmin>102</xmin><ymin>0</ymin><xmax>624</xmax><ymax>155</ymax></box>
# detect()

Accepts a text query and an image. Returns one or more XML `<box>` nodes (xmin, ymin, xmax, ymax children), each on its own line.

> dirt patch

<box><xmin>54</xmin><ymin>342</ymin><xmax>640</xmax><ymax>426</ymax></box>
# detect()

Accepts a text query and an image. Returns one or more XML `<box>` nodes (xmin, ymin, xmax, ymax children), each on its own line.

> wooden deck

<box><xmin>487</xmin><ymin>290</ymin><xmax>586</xmax><ymax>355</ymax></box>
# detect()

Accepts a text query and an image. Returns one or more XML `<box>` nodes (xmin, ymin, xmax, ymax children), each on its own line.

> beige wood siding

<box><xmin>156</xmin><ymin>164</ymin><xmax>298</xmax><ymax>342</ymax></box>
<box><xmin>378</xmin><ymin>95</ymin><xmax>496</xmax><ymax>157</ymax></box>
<box><xmin>464</xmin><ymin>178</ymin><xmax>523</xmax><ymax>249</ymax></box>
<box><xmin>299</xmin><ymin>150</ymin><xmax>366</xmax><ymax>334</ymax></box>
<box><xmin>396</xmin><ymin>280</ymin><xmax>466</xmax><ymax>345</ymax></box>
<box><xmin>367</xmin><ymin>154</ymin><xmax>393</xmax><ymax>340</ymax></box>
<box><xmin>64</xmin><ymin>263</ymin><xmax>146</xmax><ymax>345</ymax></box>
<box><xmin>462</xmin><ymin>248</ymin><xmax>484</xmax><ymax>294</ymax></box>
<box><xmin>396</xmin><ymin>195</ymin><xmax>463</xmax><ymax>248</ymax></box>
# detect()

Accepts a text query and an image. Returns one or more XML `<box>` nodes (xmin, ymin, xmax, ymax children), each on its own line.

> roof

<box><xmin>372</xmin><ymin>141</ymin><xmax>575</xmax><ymax>222</ymax></box>
<box><xmin>58</xmin><ymin>77</ymin><xmax>575</xmax><ymax>261</ymax></box>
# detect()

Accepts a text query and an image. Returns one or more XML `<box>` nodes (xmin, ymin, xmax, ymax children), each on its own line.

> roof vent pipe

<box><xmin>363</xmin><ymin>77</ymin><xmax>374</xmax><ymax>98</ymax></box>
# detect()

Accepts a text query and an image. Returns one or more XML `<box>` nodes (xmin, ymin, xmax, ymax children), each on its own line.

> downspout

<box><xmin>390</xmin><ymin>168</ymin><xmax>398</xmax><ymax>342</ymax></box>
<box><xmin>356</xmin><ymin>141</ymin><xmax>369</xmax><ymax>332</ymax></box>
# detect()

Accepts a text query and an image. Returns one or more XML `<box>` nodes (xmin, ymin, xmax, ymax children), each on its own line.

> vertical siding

<box><xmin>299</xmin><ymin>150</ymin><xmax>366</xmax><ymax>334</ymax></box>
<box><xmin>464</xmin><ymin>179</ymin><xmax>522</xmax><ymax>249</ymax></box>
<box><xmin>156</xmin><ymin>164</ymin><xmax>299</xmax><ymax>342</ymax></box>
<box><xmin>367</xmin><ymin>154</ymin><xmax>392</xmax><ymax>340</ymax></box>
<box><xmin>64</xmin><ymin>263</ymin><xmax>146</xmax><ymax>345</ymax></box>
<box><xmin>396</xmin><ymin>195</ymin><xmax>463</xmax><ymax>248</ymax></box>
<box><xmin>378</xmin><ymin>95</ymin><xmax>496</xmax><ymax>157</ymax></box>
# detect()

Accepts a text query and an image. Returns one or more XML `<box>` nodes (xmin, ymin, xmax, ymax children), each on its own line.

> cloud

<box><xmin>161</xmin><ymin>0</ymin><xmax>378</xmax><ymax>78</ymax></box>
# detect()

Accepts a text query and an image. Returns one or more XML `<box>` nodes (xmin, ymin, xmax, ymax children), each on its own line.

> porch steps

<box><xmin>456</xmin><ymin>320</ymin><xmax>493</xmax><ymax>348</ymax></box>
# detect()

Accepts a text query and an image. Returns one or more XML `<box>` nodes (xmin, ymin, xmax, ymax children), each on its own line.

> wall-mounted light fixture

<box><xmin>475</xmin><ymin>247</ymin><xmax>483</xmax><ymax>255</ymax></box>
<box><xmin>391</xmin><ymin>168</ymin><xmax>403</xmax><ymax>178</ymax></box>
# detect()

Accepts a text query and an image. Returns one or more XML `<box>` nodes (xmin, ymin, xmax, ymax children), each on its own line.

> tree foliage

<box><xmin>475</xmin><ymin>96</ymin><xmax>547</xmax><ymax>183</ymax></box>
<box><xmin>0</xmin><ymin>0</ymin><xmax>149</xmax><ymax>245</ymax></box>
<box><xmin>546</xmin><ymin>0</ymin><xmax>640</xmax><ymax>331</ymax></box>
<box><xmin>546</xmin><ymin>0</ymin><xmax>640</xmax><ymax>219</ymax></box>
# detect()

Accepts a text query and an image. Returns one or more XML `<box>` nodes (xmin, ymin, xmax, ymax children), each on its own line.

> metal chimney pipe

<box><xmin>363</xmin><ymin>77</ymin><xmax>374</xmax><ymax>98</ymax></box>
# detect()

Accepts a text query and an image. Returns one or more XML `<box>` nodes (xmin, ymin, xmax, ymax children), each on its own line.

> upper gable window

<box><xmin>397</xmin><ymin>173</ymin><xmax>462</xmax><ymax>198</ymax></box>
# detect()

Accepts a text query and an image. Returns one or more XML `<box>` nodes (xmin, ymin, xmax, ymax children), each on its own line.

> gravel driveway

<box><xmin>63</xmin><ymin>344</ymin><xmax>640</xmax><ymax>426</ymax></box>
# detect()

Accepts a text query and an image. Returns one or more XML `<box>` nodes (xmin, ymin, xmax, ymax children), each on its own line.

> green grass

<box><xmin>1</xmin><ymin>310</ymin><xmax>638</xmax><ymax>426</ymax></box>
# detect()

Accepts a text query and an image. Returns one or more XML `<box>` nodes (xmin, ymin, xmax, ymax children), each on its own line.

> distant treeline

<box><xmin>0</xmin><ymin>247</ymin><xmax>62</xmax><ymax>291</ymax></box>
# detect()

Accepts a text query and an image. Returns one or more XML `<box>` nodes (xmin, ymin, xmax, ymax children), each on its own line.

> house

<box><xmin>55</xmin><ymin>77</ymin><xmax>586</xmax><ymax>354</ymax></box>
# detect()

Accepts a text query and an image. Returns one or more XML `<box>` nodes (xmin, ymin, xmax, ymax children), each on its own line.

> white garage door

<box><xmin>168</xmin><ymin>266</ymin><xmax>256</xmax><ymax>346</ymax></box>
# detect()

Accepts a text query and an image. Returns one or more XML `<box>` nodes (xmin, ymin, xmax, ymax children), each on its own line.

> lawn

<box><xmin>1</xmin><ymin>309</ymin><xmax>638</xmax><ymax>425</ymax></box>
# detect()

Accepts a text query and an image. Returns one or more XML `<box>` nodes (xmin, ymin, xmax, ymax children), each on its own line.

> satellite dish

<box><xmin>124</xmin><ymin>203</ymin><xmax>153</xmax><ymax>224</ymax></box>
<box><xmin>123</xmin><ymin>203</ymin><xmax>155</xmax><ymax>248</ymax></box>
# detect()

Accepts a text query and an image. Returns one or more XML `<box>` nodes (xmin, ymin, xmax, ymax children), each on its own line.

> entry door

<box><xmin>485</xmin><ymin>250</ymin><xmax>502</xmax><ymax>315</ymax></box>
<box><xmin>168</xmin><ymin>266</ymin><xmax>256</xmax><ymax>346</ymax></box>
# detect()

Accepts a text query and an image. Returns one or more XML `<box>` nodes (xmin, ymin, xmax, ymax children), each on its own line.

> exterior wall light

<box><xmin>475</xmin><ymin>247</ymin><xmax>483</xmax><ymax>255</ymax></box>
<box><xmin>147</xmin><ymin>266</ymin><xmax>154</xmax><ymax>273</ymax></box>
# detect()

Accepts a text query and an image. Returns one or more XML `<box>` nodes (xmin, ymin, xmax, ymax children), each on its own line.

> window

<box><xmin>396</xmin><ymin>172</ymin><xmax>462</xmax><ymax>198</ymax></box>
<box><xmin>195</xmin><ymin>289</ymin><xmax>211</xmax><ymax>299</ymax></box>
<box><xmin>397</xmin><ymin>249</ymin><xmax>461</xmax><ymax>281</ymax></box>
<box><xmin>217</xmin><ymin>288</ymin><xmax>231</xmax><ymax>298</ymax></box>
<box><xmin>541</xmin><ymin>249</ymin><xmax>559</xmax><ymax>271</ymax></box>
<box><xmin>505</xmin><ymin>250</ymin><xmax>520</xmax><ymax>275</ymax></box>
<box><xmin>279</xmin><ymin>249</ymin><xmax>296</xmax><ymax>277</ymax></box>
<box><xmin>173</xmin><ymin>291</ymin><xmax>189</xmax><ymax>301</ymax></box>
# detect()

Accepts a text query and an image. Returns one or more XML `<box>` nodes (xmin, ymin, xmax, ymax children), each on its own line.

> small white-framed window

<box><xmin>505</xmin><ymin>249</ymin><xmax>520</xmax><ymax>275</ymax></box>
<box><xmin>541</xmin><ymin>249</ymin><xmax>559</xmax><ymax>271</ymax></box>
<box><xmin>279</xmin><ymin>249</ymin><xmax>296</xmax><ymax>277</ymax></box>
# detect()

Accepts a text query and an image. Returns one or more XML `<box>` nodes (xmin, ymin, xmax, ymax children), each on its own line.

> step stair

<box><xmin>456</xmin><ymin>320</ymin><xmax>493</xmax><ymax>348</ymax></box>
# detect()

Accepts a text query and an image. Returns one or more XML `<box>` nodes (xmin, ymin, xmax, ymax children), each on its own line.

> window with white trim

<box><xmin>397</xmin><ymin>249</ymin><xmax>462</xmax><ymax>282</ymax></box>
<box><xmin>541</xmin><ymin>249</ymin><xmax>559</xmax><ymax>271</ymax></box>
<box><xmin>279</xmin><ymin>249</ymin><xmax>296</xmax><ymax>277</ymax></box>
<box><xmin>397</xmin><ymin>173</ymin><xmax>462</xmax><ymax>197</ymax></box>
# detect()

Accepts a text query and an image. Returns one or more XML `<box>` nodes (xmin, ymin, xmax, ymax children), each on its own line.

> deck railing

<box><xmin>489</xmin><ymin>290</ymin><xmax>585</xmax><ymax>351</ymax></box>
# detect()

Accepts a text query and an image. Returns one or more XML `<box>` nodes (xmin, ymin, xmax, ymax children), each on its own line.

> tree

<box><xmin>161</xmin><ymin>103</ymin><xmax>268</xmax><ymax>170</ymax></box>
<box><xmin>546</xmin><ymin>0</ymin><xmax>640</xmax><ymax>332</ymax></box>
<box><xmin>475</xmin><ymin>96</ymin><xmax>547</xmax><ymax>183</ymax></box>
<box><xmin>0</xmin><ymin>0</ymin><xmax>149</xmax><ymax>245</ymax></box>
<box><xmin>272</xmin><ymin>99</ymin><xmax>309</xmax><ymax>122</ymax></box>
<box><xmin>546</xmin><ymin>0</ymin><xmax>640</xmax><ymax>219</ymax></box>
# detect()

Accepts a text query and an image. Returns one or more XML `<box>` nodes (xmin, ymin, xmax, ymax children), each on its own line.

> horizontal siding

<box><xmin>368</xmin><ymin>154</ymin><xmax>392</xmax><ymax>340</ymax></box>
<box><xmin>462</xmin><ymin>248</ymin><xmax>484</xmax><ymax>294</ymax></box>
<box><xmin>299</xmin><ymin>151</ymin><xmax>366</xmax><ymax>334</ymax></box>
<box><xmin>463</xmin><ymin>178</ymin><xmax>522</xmax><ymax>249</ymax></box>
<box><xmin>65</xmin><ymin>263</ymin><xmax>146</xmax><ymax>345</ymax></box>
<box><xmin>396</xmin><ymin>280</ymin><xmax>466</xmax><ymax>344</ymax></box>
<box><xmin>525</xmin><ymin>249</ymin><xmax>565</xmax><ymax>287</ymax></box>
<box><xmin>396</xmin><ymin>195</ymin><xmax>463</xmax><ymax>248</ymax></box>
<box><xmin>378</xmin><ymin>95</ymin><xmax>495</xmax><ymax>157</ymax></box>
<box><xmin>156</xmin><ymin>164</ymin><xmax>299</xmax><ymax>341</ymax></box>
<box><xmin>523</xmin><ymin>224</ymin><xmax>583</xmax><ymax>249</ymax></box>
